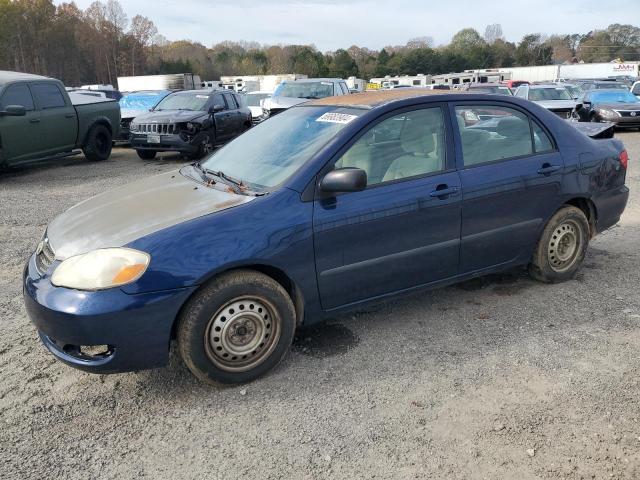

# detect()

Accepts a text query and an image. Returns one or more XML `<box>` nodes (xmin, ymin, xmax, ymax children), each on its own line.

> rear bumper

<box><xmin>23</xmin><ymin>254</ymin><xmax>196</xmax><ymax>374</ymax></box>
<box><xmin>594</xmin><ymin>185</ymin><xmax>630</xmax><ymax>233</ymax></box>
<box><xmin>130</xmin><ymin>133</ymin><xmax>199</xmax><ymax>154</ymax></box>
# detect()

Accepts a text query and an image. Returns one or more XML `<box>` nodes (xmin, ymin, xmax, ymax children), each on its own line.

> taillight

<box><xmin>619</xmin><ymin>149</ymin><xmax>629</xmax><ymax>169</ymax></box>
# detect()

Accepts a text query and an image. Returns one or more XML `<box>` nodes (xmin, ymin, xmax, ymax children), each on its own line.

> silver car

<box><xmin>514</xmin><ymin>84</ymin><xmax>577</xmax><ymax>119</ymax></box>
<box><xmin>262</xmin><ymin>78</ymin><xmax>350</xmax><ymax>117</ymax></box>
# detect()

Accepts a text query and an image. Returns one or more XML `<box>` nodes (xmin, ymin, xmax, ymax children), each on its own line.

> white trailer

<box><xmin>346</xmin><ymin>76</ymin><xmax>366</xmax><ymax>92</ymax></box>
<box><xmin>117</xmin><ymin>74</ymin><xmax>202</xmax><ymax>92</ymax></box>
<box><xmin>220</xmin><ymin>74</ymin><xmax>308</xmax><ymax>93</ymax></box>
<box><xmin>369</xmin><ymin>74</ymin><xmax>433</xmax><ymax>88</ymax></box>
<box><xmin>498</xmin><ymin>63</ymin><xmax>640</xmax><ymax>83</ymax></box>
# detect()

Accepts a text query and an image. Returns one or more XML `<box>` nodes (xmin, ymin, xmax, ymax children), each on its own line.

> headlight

<box><xmin>599</xmin><ymin>109</ymin><xmax>619</xmax><ymax>118</ymax></box>
<box><xmin>51</xmin><ymin>248</ymin><xmax>150</xmax><ymax>290</ymax></box>
<box><xmin>187</xmin><ymin>122</ymin><xmax>195</xmax><ymax>130</ymax></box>
<box><xmin>262</xmin><ymin>108</ymin><xmax>270</xmax><ymax>117</ymax></box>
<box><xmin>130</xmin><ymin>122</ymin><xmax>139</xmax><ymax>132</ymax></box>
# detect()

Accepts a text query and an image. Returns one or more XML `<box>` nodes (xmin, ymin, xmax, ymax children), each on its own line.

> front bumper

<box><xmin>130</xmin><ymin>133</ymin><xmax>199</xmax><ymax>154</ymax></box>
<box><xmin>23</xmin><ymin>254</ymin><xmax>196</xmax><ymax>374</ymax></box>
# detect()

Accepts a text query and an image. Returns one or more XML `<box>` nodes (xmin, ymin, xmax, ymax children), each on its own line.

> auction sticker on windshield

<box><xmin>316</xmin><ymin>112</ymin><xmax>358</xmax><ymax>124</ymax></box>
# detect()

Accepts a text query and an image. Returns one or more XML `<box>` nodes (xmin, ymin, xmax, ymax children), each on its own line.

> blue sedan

<box><xmin>23</xmin><ymin>90</ymin><xmax>629</xmax><ymax>384</ymax></box>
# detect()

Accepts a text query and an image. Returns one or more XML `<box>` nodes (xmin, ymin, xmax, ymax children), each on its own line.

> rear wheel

<box><xmin>136</xmin><ymin>150</ymin><xmax>157</xmax><ymax>160</ymax></box>
<box><xmin>529</xmin><ymin>206</ymin><xmax>589</xmax><ymax>283</ymax></box>
<box><xmin>82</xmin><ymin>124</ymin><xmax>112</xmax><ymax>161</ymax></box>
<box><xmin>177</xmin><ymin>270</ymin><xmax>296</xmax><ymax>384</ymax></box>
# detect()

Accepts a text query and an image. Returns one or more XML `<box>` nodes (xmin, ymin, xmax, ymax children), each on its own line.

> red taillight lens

<box><xmin>620</xmin><ymin>149</ymin><xmax>628</xmax><ymax>169</ymax></box>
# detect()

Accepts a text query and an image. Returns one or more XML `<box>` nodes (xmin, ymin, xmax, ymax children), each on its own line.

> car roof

<box><xmin>305</xmin><ymin>89</ymin><xmax>464</xmax><ymax>109</ymax></box>
<box><xmin>0</xmin><ymin>70</ymin><xmax>51</xmax><ymax>86</ymax></box>
<box><xmin>530</xmin><ymin>84</ymin><xmax>566</xmax><ymax>89</ymax></box>
<box><xmin>467</xmin><ymin>82</ymin><xmax>505</xmax><ymax>87</ymax></box>
<box><xmin>282</xmin><ymin>78</ymin><xmax>343</xmax><ymax>83</ymax></box>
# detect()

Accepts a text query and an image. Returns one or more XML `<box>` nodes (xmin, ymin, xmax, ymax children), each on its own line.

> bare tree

<box><xmin>484</xmin><ymin>24</ymin><xmax>504</xmax><ymax>44</ymax></box>
<box><xmin>129</xmin><ymin>15</ymin><xmax>157</xmax><ymax>74</ymax></box>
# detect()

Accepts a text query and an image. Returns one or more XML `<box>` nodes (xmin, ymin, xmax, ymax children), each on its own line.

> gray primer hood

<box><xmin>47</xmin><ymin>170</ymin><xmax>254</xmax><ymax>259</ymax></box>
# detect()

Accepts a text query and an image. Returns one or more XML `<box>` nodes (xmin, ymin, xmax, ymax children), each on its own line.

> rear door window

<box><xmin>31</xmin><ymin>83</ymin><xmax>66</xmax><ymax>109</ymax></box>
<box><xmin>0</xmin><ymin>83</ymin><xmax>35</xmax><ymax>110</ymax></box>
<box><xmin>454</xmin><ymin>105</ymin><xmax>534</xmax><ymax>166</ymax></box>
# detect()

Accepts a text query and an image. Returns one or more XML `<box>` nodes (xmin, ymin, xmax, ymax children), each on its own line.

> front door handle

<box><xmin>429</xmin><ymin>185</ymin><xmax>460</xmax><ymax>198</ymax></box>
<box><xmin>65</xmin><ymin>113</ymin><xmax>75</xmax><ymax>118</ymax></box>
<box><xmin>537</xmin><ymin>164</ymin><xmax>561</xmax><ymax>175</ymax></box>
<box><xmin>29</xmin><ymin>118</ymin><xmax>40</xmax><ymax>123</ymax></box>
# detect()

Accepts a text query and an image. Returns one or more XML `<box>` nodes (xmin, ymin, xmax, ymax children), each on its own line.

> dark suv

<box><xmin>130</xmin><ymin>89</ymin><xmax>251</xmax><ymax>160</ymax></box>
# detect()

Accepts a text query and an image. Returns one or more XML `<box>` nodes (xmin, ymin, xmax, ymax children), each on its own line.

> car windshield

<box><xmin>563</xmin><ymin>85</ymin><xmax>583</xmax><ymax>98</ymax></box>
<box><xmin>245</xmin><ymin>93</ymin><xmax>270</xmax><ymax>106</ymax></box>
<box><xmin>591</xmin><ymin>91</ymin><xmax>640</xmax><ymax>104</ymax></box>
<box><xmin>119</xmin><ymin>91</ymin><xmax>169</xmax><ymax>110</ymax></box>
<box><xmin>200</xmin><ymin>106</ymin><xmax>363</xmax><ymax>189</ymax></box>
<box><xmin>528</xmin><ymin>87</ymin><xmax>573</xmax><ymax>101</ymax></box>
<box><xmin>595</xmin><ymin>83</ymin><xmax>628</xmax><ymax>90</ymax></box>
<box><xmin>154</xmin><ymin>92</ymin><xmax>210</xmax><ymax>111</ymax></box>
<box><xmin>470</xmin><ymin>86</ymin><xmax>513</xmax><ymax>96</ymax></box>
<box><xmin>274</xmin><ymin>81</ymin><xmax>335</xmax><ymax>99</ymax></box>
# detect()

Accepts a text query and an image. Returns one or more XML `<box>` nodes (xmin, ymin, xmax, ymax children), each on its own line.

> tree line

<box><xmin>1</xmin><ymin>0</ymin><xmax>639</xmax><ymax>88</ymax></box>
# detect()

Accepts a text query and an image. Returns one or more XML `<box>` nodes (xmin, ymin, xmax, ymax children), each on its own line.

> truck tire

<box><xmin>136</xmin><ymin>150</ymin><xmax>157</xmax><ymax>160</ymax></box>
<box><xmin>82</xmin><ymin>124</ymin><xmax>112</xmax><ymax>161</ymax></box>
<box><xmin>529</xmin><ymin>206</ymin><xmax>589</xmax><ymax>283</ymax></box>
<box><xmin>177</xmin><ymin>270</ymin><xmax>296</xmax><ymax>385</ymax></box>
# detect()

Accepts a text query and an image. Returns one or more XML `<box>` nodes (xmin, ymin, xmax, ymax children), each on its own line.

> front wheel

<box><xmin>177</xmin><ymin>270</ymin><xmax>296</xmax><ymax>385</ymax></box>
<box><xmin>190</xmin><ymin>131</ymin><xmax>215</xmax><ymax>160</ymax></box>
<box><xmin>136</xmin><ymin>149</ymin><xmax>157</xmax><ymax>160</ymax></box>
<box><xmin>529</xmin><ymin>206</ymin><xmax>590</xmax><ymax>283</ymax></box>
<box><xmin>82</xmin><ymin>124</ymin><xmax>112</xmax><ymax>161</ymax></box>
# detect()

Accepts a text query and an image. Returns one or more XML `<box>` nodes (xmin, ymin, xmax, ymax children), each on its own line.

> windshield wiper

<box><xmin>192</xmin><ymin>164</ymin><xmax>263</xmax><ymax>195</ymax></box>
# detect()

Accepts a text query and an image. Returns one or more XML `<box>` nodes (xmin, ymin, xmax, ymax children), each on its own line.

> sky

<box><xmin>57</xmin><ymin>0</ymin><xmax>640</xmax><ymax>51</ymax></box>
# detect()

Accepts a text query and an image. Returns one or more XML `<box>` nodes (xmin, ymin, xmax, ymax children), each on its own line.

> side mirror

<box><xmin>320</xmin><ymin>168</ymin><xmax>367</xmax><ymax>193</ymax></box>
<box><xmin>209</xmin><ymin>104</ymin><xmax>225</xmax><ymax>114</ymax></box>
<box><xmin>0</xmin><ymin>105</ymin><xmax>26</xmax><ymax>117</ymax></box>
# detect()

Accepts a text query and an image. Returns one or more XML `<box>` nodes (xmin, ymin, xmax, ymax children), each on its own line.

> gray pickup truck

<box><xmin>0</xmin><ymin>71</ymin><xmax>120</xmax><ymax>169</ymax></box>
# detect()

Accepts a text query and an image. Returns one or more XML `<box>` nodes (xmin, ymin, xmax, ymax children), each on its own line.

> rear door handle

<box><xmin>65</xmin><ymin>113</ymin><xmax>75</xmax><ymax>118</ymax></box>
<box><xmin>29</xmin><ymin>118</ymin><xmax>40</xmax><ymax>123</ymax></box>
<box><xmin>537</xmin><ymin>164</ymin><xmax>561</xmax><ymax>175</ymax></box>
<box><xmin>429</xmin><ymin>185</ymin><xmax>460</xmax><ymax>198</ymax></box>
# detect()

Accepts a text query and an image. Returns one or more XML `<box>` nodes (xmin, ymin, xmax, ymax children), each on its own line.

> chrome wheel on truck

<box><xmin>177</xmin><ymin>270</ymin><xmax>296</xmax><ymax>384</ymax></box>
<box><xmin>205</xmin><ymin>297</ymin><xmax>281</xmax><ymax>372</ymax></box>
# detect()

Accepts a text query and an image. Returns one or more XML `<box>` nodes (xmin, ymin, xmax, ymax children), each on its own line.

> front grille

<box><xmin>615</xmin><ymin>110</ymin><xmax>640</xmax><ymax>118</ymax></box>
<box><xmin>138</xmin><ymin>123</ymin><xmax>177</xmax><ymax>134</ymax></box>
<box><xmin>35</xmin><ymin>237</ymin><xmax>55</xmax><ymax>274</ymax></box>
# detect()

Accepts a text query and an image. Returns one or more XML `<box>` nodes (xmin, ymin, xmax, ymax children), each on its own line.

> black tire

<box><xmin>136</xmin><ymin>150</ymin><xmax>157</xmax><ymax>160</ymax></box>
<box><xmin>529</xmin><ymin>206</ymin><xmax>590</xmax><ymax>283</ymax></box>
<box><xmin>190</xmin><ymin>131</ymin><xmax>215</xmax><ymax>160</ymax></box>
<box><xmin>82</xmin><ymin>124</ymin><xmax>112</xmax><ymax>161</ymax></box>
<box><xmin>177</xmin><ymin>270</ymin><xmax>296</xmax><ymax>385</ymax></box>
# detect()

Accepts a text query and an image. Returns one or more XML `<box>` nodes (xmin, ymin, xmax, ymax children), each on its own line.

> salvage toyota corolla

<box><xmin>24</xmin><ymin>90</ymin><xmax>629</xmax><ymax>384</ymax></box>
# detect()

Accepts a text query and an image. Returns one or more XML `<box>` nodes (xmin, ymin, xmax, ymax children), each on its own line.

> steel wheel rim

<box><xmin>204</xmin><ymin>296</ymin><xmax>280</xmax><ymax>373</ymax></box>
<box><xmin>548</xmin><ymin>219</ymin><xmax>581</xmax><ymax>272</ymax></box>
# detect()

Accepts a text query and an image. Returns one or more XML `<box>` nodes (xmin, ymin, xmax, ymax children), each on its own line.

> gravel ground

<box><xmin>1</xmin><ymin>132</ymin><xmax>640</xmax><ymax>479</ymax></box>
